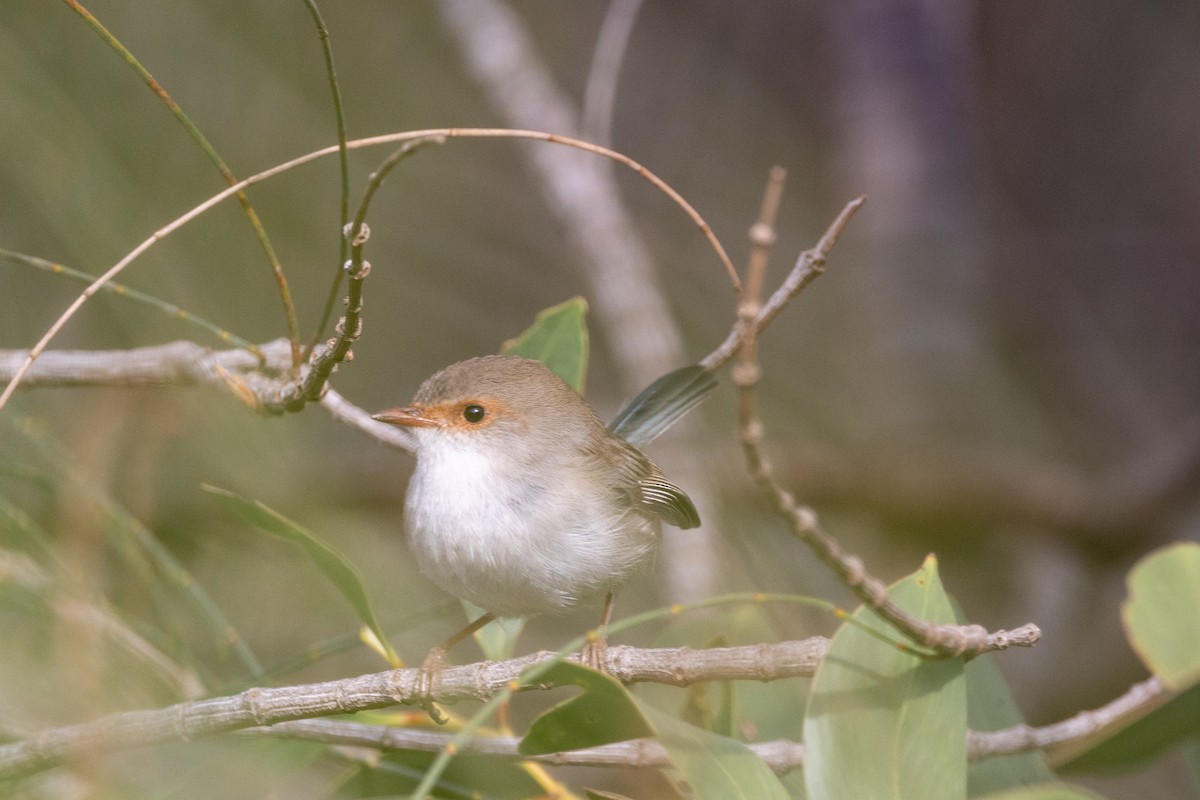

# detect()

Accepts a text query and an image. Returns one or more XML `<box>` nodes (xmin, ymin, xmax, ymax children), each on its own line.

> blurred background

<box><xmin>2</xmin><ymin>1</ymin><xmax>1198</xmax><ymax>797</ymax></box>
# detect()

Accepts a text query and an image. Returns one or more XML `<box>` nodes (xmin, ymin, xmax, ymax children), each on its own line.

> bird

<box><xmin>372</xmin><ymin>355</ymin><xmax>715</xmax><ymax>716</ymax></box>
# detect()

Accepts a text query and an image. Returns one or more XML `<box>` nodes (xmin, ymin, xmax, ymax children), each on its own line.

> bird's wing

<box><xmin>636</xmin><ymin>475</ymin><xmax>701</xmax><ymax>529</ymax></box>
<box><xmin>602</xmin><ymin>427</ymin><xmax>703</xmax><ymax>530</ymax></box>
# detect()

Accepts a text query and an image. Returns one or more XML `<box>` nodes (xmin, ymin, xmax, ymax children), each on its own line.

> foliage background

<box><xmin>2</xmin><ymin>2</ymin><xmax>1198</xmax><ymax>797</ymax></box>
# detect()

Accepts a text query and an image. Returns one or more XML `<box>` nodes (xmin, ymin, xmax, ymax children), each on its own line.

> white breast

<box><xmin>403</xmin><ymin>432</ymin><xmax>658</xmax><ymax>617</ymax></box>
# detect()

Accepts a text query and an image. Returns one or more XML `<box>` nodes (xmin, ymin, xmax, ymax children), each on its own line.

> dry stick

<box><xmin>970</xmin><ymin>676</ymin><xmax>1172</xmax><ymax>766</ymax></box>
<box><xmin>702</xmin><ymin>196</ymin><xmax>864</xmax><ymax>372</ymax></box>
<box><xmin>0</xmin><ymin>341</ymin><xmax>288</xmax><ymax>389</ymax></box>
<box><xmin>0</xmin><ymin>127</ymin><xmax>737</xmax><ymax>415</ymax></box>
<box><xmin>0</xmin><ymin>639</ymin><xmax>827</xmax><ymax>781</ymax></box>
<box><xmin>730</xmin><ymin>193</ymin><xmax>1040</xmax><ymax>658</ymax></box>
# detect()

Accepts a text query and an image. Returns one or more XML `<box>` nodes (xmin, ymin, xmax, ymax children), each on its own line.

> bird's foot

<box><xmin>580</xmin><ymin>633</ymin><xmax>609</xmax><ymax>672</ymax></box>
<box><xmin>417</xmin><ymin>645</ymin><xmax>449</xmax><ymax>725</ymax></box>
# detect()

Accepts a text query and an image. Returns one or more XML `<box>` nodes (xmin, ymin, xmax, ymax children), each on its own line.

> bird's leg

<box><xmin>581</xmin><ymin>592</ymin><xmax>615</xmax><ymax>671</ymax></box>
<box><xmin>419</xmin><ymin>611</ymin><xmax>495</xmax><ymax>724</ymax></box>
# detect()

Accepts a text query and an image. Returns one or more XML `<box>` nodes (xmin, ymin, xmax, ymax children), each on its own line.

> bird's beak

<box><xmin>372</xmin><ymin>406</ymin><xmax>441</xmax><ymax>428</ymax></box>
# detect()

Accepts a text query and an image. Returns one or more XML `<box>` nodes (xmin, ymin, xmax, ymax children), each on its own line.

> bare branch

<box><xmin>0</xmin><ymin>340</ymin><xmax>291</xmax><ymax>388</ymax></box>
<box><xmin>727</xmin><ymin>194</ymin><xmax>1038</xmax><ymax>658</ymax></box>
<box><xmin>0</xmin><ymin>638</ymin><xmax>827</xmax><ymax>780</ymax></box>
<box><xmin>320</xmin><ymin>386</ymin><xmax>416</xmax><ymax>453</ymax></box>
<box><xmin>968</xmin><ymin>676</ymin><xmax>1171</xmax><ymax>766</ymax></box>
<box><xmin>702</xmin><ymin>196</ymin><xmax>866</xmax><ymax>373</ymax></box>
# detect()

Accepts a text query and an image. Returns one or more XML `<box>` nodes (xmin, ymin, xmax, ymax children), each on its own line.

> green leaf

<box><xmin>519</xmin><ymin>660</ymin><xmax>655</xmax><ymax>755</ymax></box>
<box><xmin>643</xmin><ymin>705</ymin><xmax>792</xmax><ymax>800</ymax></box>
<box><xmin>518</xmin><ymin>660</ymin><xmax>791</xmax><ymax>798</ymax></box>
<box><xmin>203</xmin><ymin>485</ymin><xmax>398</xmax><ymax>665</ymax></box>
<box><xmin>586</xmin><ymin>790</ymin><xmax>640</xmax><ymax>800</ymax></box>
<box><xmin>804</xmin><ymin>555</ymin><xmax>967</xmax><ymax>800</ymax></box>
<box><xmin>501</xmin><ymin>296</ymin><xmax>589</xmax><ymax>392</ymax></box>
<box><xmin>1121</xmin><ymin>541</ymin><xmax>1200</xmax><ymax>691</ymax></box>
<box><xmin>976</xmin><ymin>784</ymin><xmax>1107</xmax><ymax>800</ymax></box>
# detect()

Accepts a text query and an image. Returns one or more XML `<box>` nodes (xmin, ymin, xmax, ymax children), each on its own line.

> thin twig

<box><xmin>729</xmin><ymin>194</ymin><xmax>1039</xmax><ymax>658</ymax></box>
<box><xmin>301</xmin><ymin>0</ymin><xmax>353</xmax><ymax>357</ymax></box>
<box><xmin>255</xmin><ymin>136</ymin><xmax>446</xmax><ymax>415</ymax></box>
<box><xmin>968</xmin><ymin>676</ymin><xmax>1171</xmax><ymax>766</ymax></box>
<box><xmin>702</xmin><ymin>196</ymin><xmax>865</xmax><ymax>373</ymax></box>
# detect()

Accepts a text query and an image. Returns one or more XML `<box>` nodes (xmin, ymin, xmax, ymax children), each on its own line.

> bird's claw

<box><xmin>580</xmin><ymin>635</ymin><xmax>608</xmax><ymax>672</ymax></box>
<box><xmin>417</xmin><ymin>646</ymin><xmax>449</xmax><ymax>724</ymax></box>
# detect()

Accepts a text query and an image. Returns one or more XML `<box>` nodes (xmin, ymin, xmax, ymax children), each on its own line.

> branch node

<box><xmin>748</xmin><ymin>221</ymin><xmax>777</xmax><ymax>248</ymax></box>
<box><xmin>343</xmin><ymin>221</ymin><xmax>371</xmax><ymax>246</ymax></box>
<box><xmin>731</xmin><ymin>361</ymin><xmax>760</xmax><ymax>387</ymax></box>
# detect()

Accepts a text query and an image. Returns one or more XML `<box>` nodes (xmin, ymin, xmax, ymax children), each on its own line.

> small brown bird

<box><xmin>373</xmin><ymin>355</ymin><xmax>714</xmax><ymax>705</ymax></box>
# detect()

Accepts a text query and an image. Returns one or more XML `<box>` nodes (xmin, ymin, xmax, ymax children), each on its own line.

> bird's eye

<box><xmin>462</xmin><ymin>404</ymin><xmax>486</xmax><ymax>423</ymax></box>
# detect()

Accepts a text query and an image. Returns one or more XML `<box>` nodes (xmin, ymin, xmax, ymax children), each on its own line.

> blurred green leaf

<box><xmin>501</xmin><ymin>296</ymin><xmax>589</xmax><ymax>392</ymax></box>
<box><xmin>519</xmin><ymin>660</ymin><xmax>654</xmax><ymax>755</ymax></box>
<box><xmin>643</xmin><ymin>705</ymin><xmax>791</xmax><ymax>800</ymax></box>
<box><xmin>353</xmin><ymin>746</ymin><xmax>544</xmax><ymax>799</ymax></box>
<box><xmin>518</xmin><ymin>660</ymin><xmax>789</xmax><ymax>798</ymax></box>
<box><xmin>203</xmin><ymin>485</ymin><xmax>398</xmax><ymax>665</ymax></box>
<box><xmin>1026</xmin><ymin>543</ymin><xmax>1200</xmax><ymax>770</ymax></box>
<box><xmin>804</xmin><ymin>555</ymin><xmax>967</xmax><ymax>800</ymax></box>
<box><xmin>1121</xmin><ymin>541</ymin><xmax>1200</xmax><ymax>691</ymax></box>
<box><xmin>976</xmin><ymin>784</ymin><xmax>1107</xmax><ymax>800</ymax></box>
